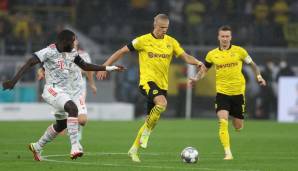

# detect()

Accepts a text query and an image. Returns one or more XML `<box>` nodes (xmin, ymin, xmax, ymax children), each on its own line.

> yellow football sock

<box><xmin>132</xmin><ymin>123</ymin><xmax>146</xmax><ymax>148</ymax></box>
<box><xmin>219</xmin><ymin>119</ymin><xmax>231</xmax><ymax>152</ymax></box>
<box><xmin>145</xmin><ymin>105</ymin><xmax>166</xmax><ymax>130</ymax></box>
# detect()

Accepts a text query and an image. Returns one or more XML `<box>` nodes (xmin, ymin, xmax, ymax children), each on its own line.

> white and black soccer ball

<box><xmin>180</xmin><ymin>147</ymin><xmax>199</xmax><ymax>163</ymax></box>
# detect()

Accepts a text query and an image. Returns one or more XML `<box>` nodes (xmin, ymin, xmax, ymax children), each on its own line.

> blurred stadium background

<box><xmin>1</xmin><ymin>1</ymin><xmax>298</xmax><ymax>171</ymax></box>
<box><xmin>0</xmin><ymin>0</ymin><xmax>298</xmax><ymax>122</ymax></box>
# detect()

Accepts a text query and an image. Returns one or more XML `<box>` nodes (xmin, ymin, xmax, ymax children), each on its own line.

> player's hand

<box><xmin>196</xmin><ymin>61</ymin><xmax>204</xmax><ymax>70</ymax></box>
<box><xmin>37</xmin><ymin>68</ymin><xmax>45</xmax><ymax>80</ymax></box>
<box><xmin>105</xmin><ymin>65</ymin><xmax>127</xmax><ymax>72</ymax></box>
<box><xmin>2</xmin><ymin>80</ymin><xmax>16</xmax><ymax>90</ymax></box>
<box><xmin>257</xmin><ymin>75</ymin><xmax>266</xmax><ymax>86</ymax></box>
<box><xmin>115</xmin><ymin>65</ymin><xmax>126</xmax><ymax>72</ymax></box>
<box><xmin>96</xmin><ymin>71</ymin><xmax>108</xmax><ymax>80</ymax></box>
<box><xmin>188</xmin><ymin>77</ymin><xmax>197</xmax><ymax>88</ymax></box>
<box><xmin>90</xmin><ymin>84</ymin><xmax>97</xmax><ymax>95</ymax></box>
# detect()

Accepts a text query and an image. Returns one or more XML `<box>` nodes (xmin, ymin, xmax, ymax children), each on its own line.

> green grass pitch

<box><xmin>0</xmin><ymin>119</ymin><xmax>297</xmax><ymax>171</ymax></box>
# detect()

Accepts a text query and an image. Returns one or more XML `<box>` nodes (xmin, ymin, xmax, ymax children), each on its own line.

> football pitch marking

<box><xmin>42</xmin><ymin>152</ymin><xmax>260</xmax><ymax>171</ymax></box>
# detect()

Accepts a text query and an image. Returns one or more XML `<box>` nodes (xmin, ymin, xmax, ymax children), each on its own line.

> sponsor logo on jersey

<box><xmin>148</xmin><ymin>52</ymin><xmax>170</xmax><ymax>58</ymax></box>
<box><xmin>153</xmin><ymin>89</ymin><xmax>159</xmax><ymax>95</ymax></box>
<box><xmin>216</xmin><ymin>62</ymin><xmax>238</xmax><ymax>70</ymax></box>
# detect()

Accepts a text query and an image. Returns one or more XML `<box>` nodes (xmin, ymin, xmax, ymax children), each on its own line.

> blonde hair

<box><xmin>154</xmin><ymin>14</ymin><xmax>169</xmax><ymax>25</ymax></box>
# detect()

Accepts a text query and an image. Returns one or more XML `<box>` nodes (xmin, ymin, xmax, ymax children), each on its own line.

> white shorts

<box><xmin>42</xmin><ymin>85</ymin><xmax>72</xmax><ymax>112</ymax></box>
<box><xmin>42</xmin><ymin>86</ymin><xmax>88</xmax><ymax>120</ymax></box>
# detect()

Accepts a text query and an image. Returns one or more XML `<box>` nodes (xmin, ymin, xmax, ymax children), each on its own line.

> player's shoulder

<box><xmin>136</xmin><ymin>33</ymin><xmax>151</xmax><ymax>40</ymax></box>
<box><xmin>207</xmin><ymin>47</ymin><xmax>220</xmax><ymax>55</ymax></box>
<box><xmin>78</xmin><ymin>49</ymin><xmax>87</xmax><ymax>55</ymax></box>
<box><xmin>165</xmin><ymin>34</ymin><xmax>179</xmax><ymax>42</ymax></box>
<box><xmin>35</xmin><ymin>44</ymin><xmax>56</xmax><ymax>53</ymax></box>
<box><xmin>231</xmin><ymin>45</ymin><xmax>246</xmax><ymax>52</ymax></box>
<box><xmin>78</xmin><ymin>49</ymin><xmax>90</xmax><ymax>60</ymax></box>
<box><xmin>44</xmin><ymin>43</ymin><xmax>58</xmax><ymax>52</ymax></box>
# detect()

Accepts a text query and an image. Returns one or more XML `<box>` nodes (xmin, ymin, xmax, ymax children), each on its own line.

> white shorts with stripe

<box><xmin>42</xmin><ymin>85</ymin><xmax>87</xmax><ymax>120</ymax></box>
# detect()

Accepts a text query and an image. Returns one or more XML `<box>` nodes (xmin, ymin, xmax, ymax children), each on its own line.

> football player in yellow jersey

<box><xmin>189</xmin><ymin>25</ymin><xmax>266</xmax><ymax>160</ymax></box>
<box><xmin>97</xmin><ymin>14</ymin><xmax>203</xmax><ymax>162</ymax></box>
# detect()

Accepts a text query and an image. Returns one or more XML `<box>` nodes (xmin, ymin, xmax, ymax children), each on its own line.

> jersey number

<box><xmin>58</xmin><ymin>60</ymin><xmax>64</xmax><ymax>69</ymax></box>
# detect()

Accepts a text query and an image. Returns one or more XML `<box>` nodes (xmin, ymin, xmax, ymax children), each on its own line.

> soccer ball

<box><xmin>180</xmin><ymin>147</ymin><xmax>199</xmax><ymax>163</ymax></box>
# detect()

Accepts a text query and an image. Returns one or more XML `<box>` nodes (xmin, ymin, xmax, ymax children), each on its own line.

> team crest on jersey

<box><xmin>167</xmin><ymin>44</ymin><xmax>171</xmax><ymax>48</ymax></box>
<box><xmin>153</xmin><ymin>89</ymin><xmax>159</xmax><ymax>95</ymax></box>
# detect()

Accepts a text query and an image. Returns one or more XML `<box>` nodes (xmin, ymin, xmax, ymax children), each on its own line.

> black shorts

<box><xmin>139</xmin><ymin>81</ymin><xmax>167</xmax><ymax>114</ymax></box>
<box><xmin>215</xmin><ymin>93</ymin><xmax>246</xmax><ymax>119</ymax></box>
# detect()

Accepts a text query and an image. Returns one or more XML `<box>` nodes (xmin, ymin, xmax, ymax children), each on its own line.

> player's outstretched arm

<box><xmin>248</xmin><ymin>61</ymin><xmax>266</xmax><ymax>86</ymax></box>
<box><xmin>179</xmin><ymin>52</ymin><xmax>205</xmax><ymax>70</ymax></box>
<box><xmin>86</xmin><ymin>71</ymin><xmax>97</xmax><ymax>95</ymax></box>
<box><xmin>96</xmin><ymin>46</ymin><xmax>130</xmax><ymax>80</ymax></box>
<box><xmin>2</xmin><ymin>55</ymin><xmax>41</xmax><ymax>90</ymax></box>
<box><xmin>74</xmin><ymin>55</ymin><xmax>126</xmax><ymax>72</ymax></box>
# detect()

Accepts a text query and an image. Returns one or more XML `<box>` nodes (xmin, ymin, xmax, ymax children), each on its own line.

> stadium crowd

<box><xmin>0</xmin><ymin>0</ymin><xmax>298</xmax><ymax>55</ymax></box>
<box><xmin>0</xmin><ymin>0</ymin><xmax>298</xmax><ymax>120</ymax></box>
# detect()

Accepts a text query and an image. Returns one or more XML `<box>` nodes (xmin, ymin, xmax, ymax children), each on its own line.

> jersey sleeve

<box><xmin>85</xmin><ymin>53</ymin><xmax>91</xmax><ymax>63</ymax></box>
<box><xmin>79</xmin><ymin>51</ymin><xmax>92</xmax><ymax>63</ymax></box>
<box><xmin>34</xmin><ymin>47</ymin><xmax>50</xmax><ymax>62</ymax></box>
<box><xmin>204</xmin><ymin>52</ymin><xmax>213</xmax><ymax>68</ymax></box>
<box><xmin>239</xmin><ymin>47</ymin><xmax>252</xmax><ymax>64</ymax></box>
<box><xmin>131</xmin><ymin>36</ymin><xmax>143</xmax><ymax>51</ymax></box>
<box><xmin>172</xmin><ymin>38</ymin><xmax>185</xmax><ymax>57</ymax></box>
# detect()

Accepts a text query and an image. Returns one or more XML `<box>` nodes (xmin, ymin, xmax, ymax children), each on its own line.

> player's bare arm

<box><xmin>86</xmin><ymin>71</ymin><xmax>97</xmax><ymax>95</ymax></box>
<box><xmin>74</xmin><ymin>55</ymin><xmax>125</xmax><ymax>72</ymax></box>
<box><xmin>248</xmin><ymin>61</ymin><xmax>266</xmax><ymax>86</ymax></box>
<box><xmin>179</xmin><ymin>52</ymin><xmax>204</xmax><ymax>70</ymax></box>
<box><xmin>37</xmin><ymin>67</ymin><xmax>45</xmax><ymax>81</ymax></box>
<box><xmin>96</xmin><ymin>45</ymin><xmax>130</xmax><ymax>80</ymax></box>
<box><xmin>2</xmin><ymin>55</ymin><xmax>41</xmax><ymax>90</ymax></box>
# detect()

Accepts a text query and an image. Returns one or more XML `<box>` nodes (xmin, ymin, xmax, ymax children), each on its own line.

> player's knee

<box><xmin>64</xmin><ymin>100</ymin><xmax>78</xmax><ymax>117</ymax></box>
<box><xmin>53</xmin><ymin>119</ymin><xmax>67</xmax><ymax>132</ymax></box>
<box><xmin>155</xmin><ymin>101</ymin><xmax>167</xmax><ymax>110</ymax></box>
<box><xmin>234</xmin><ymin>123</ymin><xmax>243</xmax><ymax>131</ymax></box>
<box><xmin>78</xmin><ymin>115</ymin><xmax>87</xmax><ymax>126</ymax></box>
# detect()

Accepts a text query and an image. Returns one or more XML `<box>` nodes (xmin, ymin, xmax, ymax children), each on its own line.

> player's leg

<box><xmin>78</xmin><ymin>114</ymin><xmax>87</xmax><ymax>141</ymax></box>
<box><xmin>76</xmin><ymin>94</ymin><xmax>88</xmax><ymax>141</ymax></box>
<box><xmin>64</xmin><ymin>100</ymin><xmax>83</xmax><ymax>159</ymax></box>
<box><xmin>128</xmin><ymin>99</ymin><xmax>151</xmax><ymax>162</ymax></box>
<box><xmin>140</xmin><ymin>95</ymin><xmax>167</xmax><ymax>148</ymax></box>
<box><xmin>232</xmin><ymin>118</ymin><xmax>243</xmax><ymax>132</ymax></box>
<box><xmin>29</xmin><ymin>87</ymin><xmax>68</xmax><ymax>161</ymax></box>
<box><xmin>140</xmin><ymin>82</ymin><xmax>167</xmax><ymax>148</ymax></box>
<box><xmin>217</xmin><ymin>110</ymin><xmax>233</xmax><ymax>160</ymax></box>
<box><xmin>128</xmin><ymin>123</ymin><xmax>145</xmax><ymax>162</ymax></box>
<box><xmin>29</xmin><ymin>115</ymin><xmax>67</xmax><ymax>161</ymax></box>
<box><xmin>216</xmin><ymin>93</ymin><xmax>233</xmax><ymax>160</ymax></box>
<box><xmin>231</xmin><ymin>94</ymin><xmax>245</xmax><ymax>132</ymax></box>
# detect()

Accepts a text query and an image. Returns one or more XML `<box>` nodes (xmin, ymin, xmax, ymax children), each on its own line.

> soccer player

<box><xmin>2</xmin><ymin>29</ymin><xmax>124</xmax><ymax>161</ymax></box>
<box><xmin>189</xmin><ymin>25</ymin><xmax>266</xmax><ymax>160</ymax></box>
<box><xmin>37</xmin><ymin>39</ymin><xmax>96</xmax><ymax>141</ymax></box>
<box><xmin>96</xmin><ymin>14</ymin><xmax>203</xmax><ymax>162</ymax></box>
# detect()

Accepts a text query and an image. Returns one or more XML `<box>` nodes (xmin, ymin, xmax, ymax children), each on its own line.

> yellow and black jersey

<box><xmin>204</xmin><ymin>45</ymin><xmax>252</xmax><ymax>95</ymax></box>
<box><xmin>127</xmin><ymin>33</ymin><xmax>185</xmax><ymax>91</ymax></box>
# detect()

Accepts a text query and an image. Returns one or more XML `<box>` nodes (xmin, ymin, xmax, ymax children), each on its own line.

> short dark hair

<box><xmin>56</xmin><ymin>29</ymin><xmax>75</xmax><ymax>52</ymax></box>
<box><xmin>218</xmin><ymin>25</ymin><xmax>232</xmax><ymax>32</ymax></box>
